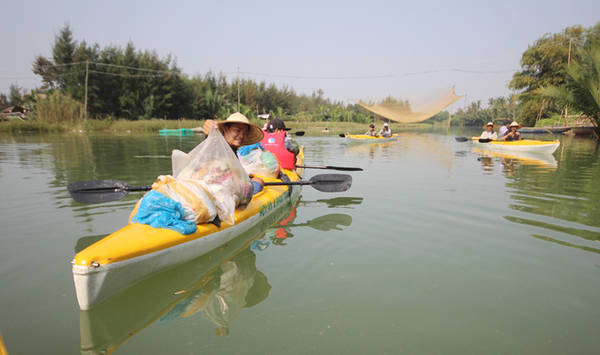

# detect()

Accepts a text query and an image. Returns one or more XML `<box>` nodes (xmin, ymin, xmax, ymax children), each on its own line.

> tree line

<box><xmin>18</xmin><ymin>24</ymin><xmax>377</xmax><ymax>123</ymax></box>
<box><xmin>3</xmin><ymin>22</ymin><xmax>599</xmax><ymax>128</ymax></box>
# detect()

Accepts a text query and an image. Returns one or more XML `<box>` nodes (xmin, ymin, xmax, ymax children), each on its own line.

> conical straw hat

<box><xmin>217</xmin><ymin>112</ymin><xmax>264</xmax><ymax>145</ymax></box>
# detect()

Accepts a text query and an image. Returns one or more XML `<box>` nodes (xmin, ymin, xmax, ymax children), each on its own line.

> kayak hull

<box><xmin>472</xmin><ymin>138</ymin><xmax>560</xmax><ymax>154</ymax></box>
<box><xmin>79</xmin><ymin>197</ymin><xmax>299</xmax><ymax>354</ymax></box>
<box><xmin>73</xmin><ymin>151</ymin><xmax>304</xmax><ymax>310</ymax></box>
<box><xmin>159</xmin><ymin>128</ymin><xmax>194</xmax><ymax>136</ymax></box>
<box><xmin>73</xmin><ymin>189</ymin><xmax>299</xmax><ymax>310</ymax></box>
<box><xmin>346</xmin><ymin>134</ymin><xmax>398</xmax><ymax>143</ymax></box>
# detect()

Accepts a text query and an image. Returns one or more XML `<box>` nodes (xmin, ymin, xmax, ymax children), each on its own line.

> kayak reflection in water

<box><xmin>160</xmin><ymin>247</ymin><xmax>271</xmax><ymax>337</ymax></box>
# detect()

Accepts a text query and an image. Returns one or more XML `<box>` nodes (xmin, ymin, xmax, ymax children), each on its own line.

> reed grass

<box><xmin>35</xmin><ymin>91</ymin><xmax>83</xmax><ymax>124</ymax></box>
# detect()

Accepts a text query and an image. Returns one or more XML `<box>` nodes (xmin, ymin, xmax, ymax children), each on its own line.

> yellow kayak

<box><xmin>471</xmin><ymin>137</ymin><xmax>560</xmax><ymax>154</ymax></box>
<box><xmin>73</xmin><ymin>149</ymin><xmax>304</xmax><ymax>310</ymax></box>
<box><xmin>79</xmin><ymin>200</ymin><xmax>297</xmax><ymax>353</ymax></box>
<box><xmin>346</xmin><ymin>134</ymin><xmax>398</xmax><ymax>143</ymax></box>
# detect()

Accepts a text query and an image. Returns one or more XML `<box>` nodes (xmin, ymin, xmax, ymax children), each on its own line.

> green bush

<box><xmin>36</xmin><ymin>91</ymin><xmax>83</xmax><ymax>124</ymax></box>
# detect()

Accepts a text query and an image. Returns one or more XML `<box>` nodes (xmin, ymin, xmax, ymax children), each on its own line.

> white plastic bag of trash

<box><xmin>171</xmin><ymin>128</ymin><xmax>253</xmax><ymax>225</ymax></box>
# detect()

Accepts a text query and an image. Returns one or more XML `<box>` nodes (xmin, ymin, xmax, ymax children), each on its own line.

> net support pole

<box><xmin>84</xmin><ymin>60</ymin><xmax>89</xmax><ymax>121</ymax></box>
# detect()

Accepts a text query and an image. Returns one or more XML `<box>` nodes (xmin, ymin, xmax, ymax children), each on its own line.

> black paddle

<box><xmin>296</xmin><ymin>164</ymin><xmax>363</xmax><ymax>171</ymax></box>
<box><xmin>455</xmin><ymin>136</ymin><xmax>493</xmax><ymax>143</ymax></box>
<box><xmin>256</xmin><ymin>174</ymin><xmax>352</xmax><ymax>193</ymax></box>
<box><xmin>67</xmin><ymin>174</ymin><xmax>352</xmax><ymax>204</ymax></box>
<box><xmin>339</xmin><ymin>133</ymin><xmax>346</xmax><ymax>138</ymax></box>
<box><xmin>294</xmin><ymin>131</ymin><xmax>305</xmax><ymax>136</ymax></box>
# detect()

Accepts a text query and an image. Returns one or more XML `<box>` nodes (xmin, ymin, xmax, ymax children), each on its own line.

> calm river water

<box><xmin>0</xmin><ymin>130</ymin><xmax>599</xmax><ymax>354</ymax></box>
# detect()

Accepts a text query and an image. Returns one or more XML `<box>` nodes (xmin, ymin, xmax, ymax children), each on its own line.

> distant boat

<box><xmin>158</xmin><ymin>128</ymin><xmax>194</xmax><ymax>136</ymax></box>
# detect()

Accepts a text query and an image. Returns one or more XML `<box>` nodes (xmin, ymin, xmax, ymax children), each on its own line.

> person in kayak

<box><xmin>480</xmin><ymin>122</ymin><xmax>498</xmax><ymax>140</ymax></box>
<box><xmin>377</xmin><ymin>122</ymin><xmax>392</xmax><ymax>137</ymax></box>
<box><xmin>202</xmin><ymin>112</ymin><xmax>266</xmax><ymax>192</ymax></box>
<box><xmin>502</xmin><ymin>121</ymin><xmax>523</xmax><ymax>141</ymax></box>
<box><xmin>261</xmin><ymin>118</ymin><xmax>298</xmax><ymax>170</ymax></box>
<box><xmin>364</xmin><ymin>124</ymin><xmax>377</xmax><ymax>136</ymax></box>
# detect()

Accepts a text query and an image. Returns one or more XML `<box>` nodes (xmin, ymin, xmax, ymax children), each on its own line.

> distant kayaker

<box><xmin>378</xmin><ymin>122</ymin><xmax>392</xmax><ymax>137</ymax></box>
<box><xmin>365</xmin><ymin>124</ymin><xmax>377</xmax><ymax>136</ymax></box>
<box><xmin>480</xmin><ymin>122</ymin><xmax>498</xmax><ymax>140</ymax></box>
<box><xmin>502</xmin><ymin>121</ymin><xmax>523</xmax><ymax>141</ymax></box>
<box><xmin>261</xmin><ymin>118</ymin><xmax>298</xmax><ymax>170</ymax></box>
<box><xmin>202</xmin><ymin>112</ymin><xmax>266</xmax><ymax>191</ymax></box>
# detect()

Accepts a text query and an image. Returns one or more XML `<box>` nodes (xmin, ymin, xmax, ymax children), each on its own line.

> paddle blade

<box><xmin>67</xmin><ymin>180</ymin><xmax>131</xmax><ymax>204</ymax></box>
<box><xmin>455</xmin><ymin>137</ymin><xmax>469</xmax><ymax>142</ymax></box>
<box><xmin>294</xmin><ymin>131</ymin><xmax>305</xmax><ymax>136</ymax></box>
<box><xmin>339</xmin><ymin>133</ymin><xmax>346</xmax><ymax>138</ymax></box>
<box><xmin>478</xmin><ymin>138</ymin><xmax>492</xmax><ymax>143</ymax></box>
<box><xmin>308</xmin><ymin>174</ymin><xmax>352</xmax><ymax>193</ymax></box>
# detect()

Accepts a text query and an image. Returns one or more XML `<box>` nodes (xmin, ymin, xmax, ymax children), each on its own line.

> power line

<box><xmin>87</xmin><ymin>70</ymin><xmax>172</xmax><ymax>78</ymax></box>
<box><xmin>225</xmin><ymin>67</ymin><xmax>518</xmax><ymax>80</ymax></box>
<box><xmin>1</xmin><ymin>64</ymin><xmax>519</xmax><ymax>83</ymax></box>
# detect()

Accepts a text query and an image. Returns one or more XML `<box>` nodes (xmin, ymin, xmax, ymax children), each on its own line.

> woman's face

<box><xmin>486</xmin><ymin>125</ymin><xmax>493</xmax><ymax>132</ymax></box>
<box><xmin>223</xmin><ymin>123</ymin><xmax>249</xmax><ymax>148</ymax></box>
<box><xmin>510</xmin><ymin>126</ymin><xmax>517</xmax><ymax>132</ymax></box>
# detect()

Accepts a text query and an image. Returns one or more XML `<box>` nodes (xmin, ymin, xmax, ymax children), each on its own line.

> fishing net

<box><xmin>358</xmin><ymin>86</ymin><xmax>462</xmax><ymax>123</ymax></box>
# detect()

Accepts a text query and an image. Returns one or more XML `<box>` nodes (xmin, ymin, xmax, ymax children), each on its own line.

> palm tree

<box><xmin>540</xmin><ymin>44</ymin><xmax>600</xmax><ymax>136</ymax></box>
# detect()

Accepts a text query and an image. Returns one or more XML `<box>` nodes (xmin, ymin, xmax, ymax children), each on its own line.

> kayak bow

<box><xmin>72</xmin><ymin>149</ymin><xmax>306</xmax><ymax>310</ymax></box>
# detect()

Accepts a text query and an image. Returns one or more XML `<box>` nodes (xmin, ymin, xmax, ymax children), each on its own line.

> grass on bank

<box><xmin>0</xmin><ymin>117</ymin><xmax>431</xmax><ymax>135</ymax></box>
<box><xmin>0</xmin><ymin>118</ymin><xmax>205</xmax><ymax>134</ymax></box>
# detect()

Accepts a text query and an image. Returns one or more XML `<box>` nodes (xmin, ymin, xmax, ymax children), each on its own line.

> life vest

<box><xmin>260</xmin><ymin>130</ymin><xmax>295</xmax><ymax>170</ymax></box>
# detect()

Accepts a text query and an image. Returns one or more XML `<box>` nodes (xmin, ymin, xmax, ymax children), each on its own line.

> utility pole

<box><xmin>512</xmin><ymin>89</ymin><xmax>516</xmax><ymax>121</ymax></box>
<box><xmin>84</xmin><ymin>60</ymin><xmax>89</xmax><ymax>120</ymax></box>
<box><xmin>564</xmin><ymin>37</ymin><xmax>572</xmax><ymax>126</ymax></box>
<box><xmin>237</xmin><ymin>65</ymin><xmax>240</xmax><ymax>112</ymax></box>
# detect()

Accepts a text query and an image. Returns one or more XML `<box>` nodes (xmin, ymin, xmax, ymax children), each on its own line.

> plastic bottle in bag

<box><xmin>238</xmin><ymin>148</ymin><xmax>280</xmax><ymax>178</ymax></box>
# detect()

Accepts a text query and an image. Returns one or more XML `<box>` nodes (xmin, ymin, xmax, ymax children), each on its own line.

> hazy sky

<box><xmin>2</xmin><ymin>0</ymin><xmax>599</xmax><ymax>110</ymax></box>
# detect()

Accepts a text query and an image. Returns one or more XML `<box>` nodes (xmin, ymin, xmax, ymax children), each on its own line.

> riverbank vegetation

<box><xmin>1</xmin><ymin>22</ymin><xmax>599</xmax><ymax>133</ymax></box>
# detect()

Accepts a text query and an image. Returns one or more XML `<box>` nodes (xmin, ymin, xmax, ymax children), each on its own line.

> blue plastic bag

<box><xmin>237</xmin><ymin>143</ymin><xmax>264</xmax><ymax>156</ymax></box>
<box><xmin>132</xmin><ymin>190</ymin><xmax>197</xmax><ymax>235</ymax></box>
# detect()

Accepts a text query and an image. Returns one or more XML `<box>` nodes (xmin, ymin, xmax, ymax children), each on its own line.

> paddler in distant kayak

<box><xmin>202</xmin><ymin>112</ymin><xmax>266</xmax><ymax>191</ymax></box>
<box><xmin>501</xmin><ymin>121</ymin><xmax>523</xmax><ymax>141</ymax></box>
<box><xmin>260</xmin><ymin>118</ymin><xmax>298</xmax><ymax>170</ymax></box>
<box><xmin>480</xmin><ymin>122</ymin><xmax>498</xmax><ymax>140</ymax></box>
<box><xmin>377</xmin><ymin>122</ymin><xmax>392</xmax><ymax>137</ymax></box>
<box><xmin>364</xmin><ymin>124</ymin><xmax>377</xmax><ymax>136</ymax></box>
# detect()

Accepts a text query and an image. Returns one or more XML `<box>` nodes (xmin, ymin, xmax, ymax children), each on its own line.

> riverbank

<box><xmin>0</xmin><ymin>119</ymin><xmax>431</xmax><ymax>136</ymax></box>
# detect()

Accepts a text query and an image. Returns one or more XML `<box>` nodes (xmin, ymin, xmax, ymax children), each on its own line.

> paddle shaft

<box><xmin>68</xmin><ymin>173</ymin><xmax>351</xmax><ymax>203</ymax></box>
<box><xmin>296</xmin><ymin>164</ymin><xmax>363</xmax><ymax>171</ymax></box>
<box><xmin>455</xmin><ymin>136</ymin><xmax>492</xmax><ymax>143</ymax></box>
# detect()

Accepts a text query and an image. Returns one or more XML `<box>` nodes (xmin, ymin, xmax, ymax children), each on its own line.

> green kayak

<box><xmin>159</xmin><ymin>128</ymin><xmax>194</xmax><ymax>136</ymax></box>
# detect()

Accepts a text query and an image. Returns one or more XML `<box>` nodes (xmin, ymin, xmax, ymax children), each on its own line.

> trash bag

<box><xmin>152</xmin><ymin>175</ymin><xmax>217</xmax><ymax>224</ymax></box>
<box><xmin>131</xmin><ymin>190</ymin><xmax>197</xmax><ymax>235</ymax></box>
<box><xmin>238</xmin><ymin>144</ymin><xmax>280</xmax><ymax>178</ymax></box>
<box><xmin>175</xmin><ymin>128</ymin><xmax>254</xmax><ymax>225</ymax></box>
